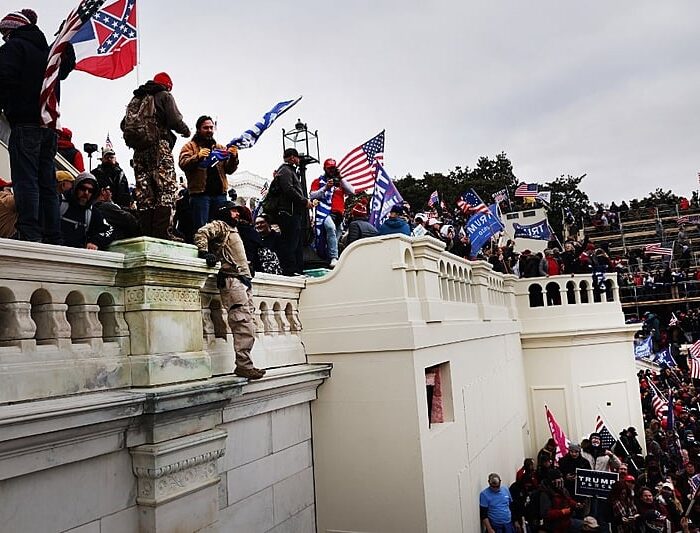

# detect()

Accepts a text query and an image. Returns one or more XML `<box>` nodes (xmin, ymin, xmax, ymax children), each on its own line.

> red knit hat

<box><xmin>0</xmin><ymin>9</ymin><xmax>37</xmax><ymax>31</ymax></box>
<box><xmin>351</xmin><ymin>203</ymin><xmax>367</xmax><ymax>218</ymax></box>
<box><xmin>153</xmin><ymin>72</ymin><xmax>172</xmax><ymax>91</ymax></box>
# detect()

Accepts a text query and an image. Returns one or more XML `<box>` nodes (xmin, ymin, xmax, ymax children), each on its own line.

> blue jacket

<box><xmin>378</xmin><ymin>217</ymin><xmax>410</xmax><ymax>236</ymax></box>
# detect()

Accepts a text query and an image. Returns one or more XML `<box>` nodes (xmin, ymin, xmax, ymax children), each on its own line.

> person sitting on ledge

<box><xmin>194</xmin><ymin>202</ymin><xmax>266</xmax><ymax>380</ymax></box>
<box><xmin>344</xmin><ymin>202</ymin><xmax>378</xmax><ymax>247</ymax></box>
<box><xmin>59</xmin><ymin>172</ymin><xmax>113</xmax><ymax>250</ymax></box>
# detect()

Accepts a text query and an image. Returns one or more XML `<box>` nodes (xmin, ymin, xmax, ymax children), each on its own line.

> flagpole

<box><xmin>595</xmin><ymin>405</ymin><xmax>640</xmax><ymax>472</ymax></box>
<box><xmin>135</xmin><ymin>0</ymin><xmax>141</xmax><ymax>86</ymax></box>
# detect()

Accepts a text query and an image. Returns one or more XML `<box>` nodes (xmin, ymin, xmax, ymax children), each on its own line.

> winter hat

<box><xmin>232</xmin><ymin>204</ymin><xmax>253</xmax><ymax>224</ymax></box>
<box><xmin>351</xmin><ymin>204</ymin><xmax>367</xmax><ymax>218</ymax></box>
<box><xmin>582</xmin><ymin>516</ymin><xmax>600</xmax><ymax>531</ymax></box>
<box><xmin>0</xmin><ymin>9</ymin><xmax>37</xmax><ymax>31</ymax></box>
<box><xmin>390</xmin><ymin>204</ymin><xmax>404</xmax><ymax>215</ymax></box>
<box><xmin>0</xmin><ymin>177</ymin><xmax>11</xmax><ymax>188</ymax></box>
<box><xmin>59</xmin><ymin>127</ymin><xmax>72</xmax><ymax>140</ymax></box>
<box><xmin>55</xmin><ymin>170</ymin><xmax>74</xmax><ymax>183</ymax></box>
<box><xmin>153</xmin><ymin>72</ymin><xmax>173</xmax><ymax>91</ymax></box>
<box><xmin>568</xmin><ymin>443</ymin><xmax>582</xmax><ymax>452</ymax></box>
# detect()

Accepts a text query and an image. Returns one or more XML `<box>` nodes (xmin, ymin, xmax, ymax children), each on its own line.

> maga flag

<box><xmin>464</xmin><ymin>193</ymin><xmax>504</xmax><ymax>254</ymax></box>
<box><xmin>70</xmin><ymin>0</ymin><xmax>137</xmax><ymax>80</ymax></box>
<box><xmin>512</xmin><ymin>220</ymin><xmax>552</xmax><ymax>240</ymax></box>
<box><xmin>369</xmin><ymin>164</ymin><xmax>403</xmax><ymax>229</ymax></box>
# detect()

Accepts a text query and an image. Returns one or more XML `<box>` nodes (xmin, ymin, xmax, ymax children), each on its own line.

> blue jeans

<box><xmin>9</xmin><ymin>125</ymin><xmax>60</xmax><ymax>243</ymax></box>
<box><xmin>323</xmin><ymin>214</ymin><xmax>341</xmax><ymax>259</ymax></box>
<box><xmin>190</xmin><ymin>193</ymin><xmax>228</xmax><ymax>232</ymax></box>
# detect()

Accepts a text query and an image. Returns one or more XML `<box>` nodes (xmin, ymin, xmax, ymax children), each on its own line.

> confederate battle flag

<box><xmin>69</xmin><ymin>0</ymin><xmax>137</xmax><ymax>80</ymax></box>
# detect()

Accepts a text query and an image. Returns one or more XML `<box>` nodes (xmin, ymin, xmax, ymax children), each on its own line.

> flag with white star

<box><xmin>70</xmin><ymin>0</ymin><xmax>138</xmax><ymax>80</ymax></box>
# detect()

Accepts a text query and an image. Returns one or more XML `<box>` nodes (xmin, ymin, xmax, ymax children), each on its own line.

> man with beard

<box><xmin>92</xmin><ymin>147</ymin><xmax>131</xmax><ymax>209</ymax></box>
<box><xmin>59</xmin><ymin>172</ymin><xmax>113</xmax><ymax>250</ymax></box>
<box><xmin>179</xmin><ymin>115</ymin><xmax>238</xmax><ymax>232</ymax></box>
<box><xmin>194</xmin><ymin>202</ymin><xmax>266</xmax><ymax>380</ymax></box>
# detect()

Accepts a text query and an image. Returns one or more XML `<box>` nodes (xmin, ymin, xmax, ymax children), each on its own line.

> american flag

<box><xmin>514</xmin><ymin>183</ymin><xmax>538</xmax><ymax>198</ymax></box>
<box><xmin>644</xmin><ymin>243</ymin><xmax>674</xmax><ymax>256</ymax></box>
<box><xmin>669</xmin><ymin>313</ymin><xmax>678</xmax><ymax>327</ymax></box>
<box><xmin>650</xmin><ymin>386</ymin><xmax>668</xmax><ymax>419</ymax></box>
<box><xmin>428</xmin><ymin>190</ymin><xmax>439</xmax><ymax>207</ymax></box>
<box><xmin>691</xmin><ymin>340</ymin><xmax>700</xmax><ymax>359</ymax></box>
<box><xmin>697</xmin><ymin>171</ymin><xmax>700</xmax><ymax>185</ymax></box>
<box><xmin>691</xmin><ymin>358</ymin><xmax>700</xmax><ymax>380</ymax></box>
<box><xmin>678</xmin><ymin>214</ymin><xmax>700</xmax><ymax>225</ymax></box>
<box><xmin>493</xmin><ymin>189</ymin><xmax>508</xmax><ymax>203</ymax></box>
<box><xmin>252</xmin><ymin>181</ymin><xmax>269</xmax><ymax>219</ymax></box>
<box><xmin>457</xmin><ymin>189</ymin><xmax>490</xmax><ymax>216</ymax></box>
<box><xmin>337</xmin><ymin>131</ymin><xmax>385</xmax><ymax>193</ymax></box>
<box><xmin>545</xmin><ymin>405</ymin><xmax>570</xmax><ymax>461</ymax></box>
<box><xmin>594</xmin><ymin>414</ymin><xmax>617</xmax><ymax>450</ymax></box>
<box><xmin>41</xmin><ymin>0</ymin><xmax>107</xmax><ymax>128</ymax></box>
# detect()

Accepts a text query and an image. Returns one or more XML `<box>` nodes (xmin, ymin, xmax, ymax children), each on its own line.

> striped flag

<box><xmin>428</xmin><ymin>190</ymin><xmax>439</xmax><ymax>207</ymax></box>
<box><xmin>697</xmin><ymin>171</ymin><xmax>700</xmax><ymax>185</ymax></box>
<box><xmin>690</xmin><ymin>341</ymin><xmax>700</xmax><ymax>380</ymax></box>
<box><xmin>651</xmin><ymin>386</ymin><xmax>668</xmax><ymax>419</ymax></box>
<box><xmin>104</xmin><ymin>133</ymin><xmax>113</xmax><ymax>152</ymax></box>
<box><xmin>515</xmin><ymin>183</ymin><xmax>539</xmax><ymax>198</ymax></box>
<box><xmin>493</xmin><ymin>189</ymin><xmax>509</xmax><ymax>203</ymax></box>
<box><xmin>691</xmin><ymin>340</ymin><xmax>700</xmax><ymax>359</ymax></box>
<box><xmin>545</xmin><ymin>405</ymin><xmax>570</xmax><ymax>462</ymax></box>
<box><xmin>644</xmin><ymin>243</ymin><xmax>673</xmax><ymax>256</ymax></box>
<box><xmin>337</xmin><ymin>131</ymin><xmax>385</xmax><ymax>193</ymax></box>
<box><xmin>252</xmin><ymin>181</ymin><xmax>269</xmax><ymax>219</ymax></box>
<box><xmin>41</xmin><ymin>0</ymin><xmax>107</xmax><ymax>128</ymax></box>
<box><xmin>229</xmin><ymin>97</ymin><xmax>302</xmax><ymax>149</ymax></box>
<box><xmin>457</xmin><ymin>189</ymin><xmax>490</xmax><ymax>216</ymax></box>
<box><xmin>669</xmin><ymin>313</ymin><xmax>678</xmax><ymax>326</ymax></box>
<box><xmin>678</xmin><ymin>214</ymin><xmax>700</xmax><ymax>225</ymax></box>
<box><xmin>594</xmin><ymin>414</ymin><xmax>617</xmax><ymax>450</ymax></box>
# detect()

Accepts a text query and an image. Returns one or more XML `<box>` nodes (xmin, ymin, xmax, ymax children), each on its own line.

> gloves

<box><xmin>227</xmin><ymin>146</ymin><xmax>238</xmax><ymax>157</ymax></box>
<box><xmin>198</xmin><ymin>148</ymin><xmax>211</xmax><ymax>160</ymax></box>
<box><xmin>198</xmin><ymin>250</ymin><xmax>218</xmax><ymax>267</ymax></box>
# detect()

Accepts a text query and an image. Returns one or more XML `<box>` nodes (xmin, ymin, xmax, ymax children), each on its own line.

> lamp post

<box><xmin>282</xmin><ymin>120</ymin><xmax>324</xmax><ymax>270</ymax></box>
<box><xmin>282</xmin><ymin>119</ymin><xmax>319</xmax><ymax>193</ymax></box>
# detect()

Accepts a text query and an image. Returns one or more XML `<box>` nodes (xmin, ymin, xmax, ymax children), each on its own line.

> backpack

<box><xmin>261</xmin><ymin>177</ymin><xmax>282</xmax><ymax>221</ymax></box>
<box><xmin>121</xmin><ymin>94</ymin><xmax>159</xmax><ymax>150</ymax></box>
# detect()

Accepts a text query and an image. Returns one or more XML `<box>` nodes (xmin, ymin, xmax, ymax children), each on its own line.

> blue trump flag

<box><xmin>200</xmin><ymin>96</ymin><xmax>302</xmax><ymax>167</ymax></box>
<box><xmin>634</xmin><ymin>336</ymin><xmax>653</xmax><ymax>360</ymax></box>
<box><xmin>464</xmin><ymin>193</ymin><xmax>504</xmax><ymax>254</ymax></box>
<box><xmin>369</xmin><ymin>164</ymin><xmax>403</xmax><ymax>229</ymax></box>
<box><xmin>653</xmin><ymin>346</ymin><xmax>676</xmax><ymax>367</ymax></box>
<box><xmin>513</xmin><ymin>219</ymin><xmax>552</xmax><ymax>240</ymax></box>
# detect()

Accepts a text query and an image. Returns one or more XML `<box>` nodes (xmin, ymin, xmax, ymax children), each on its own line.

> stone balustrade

<box><xmin>0</xmin><ymin>237</ymin><xmax>308</xmax><ymax>404</ymax></box>
<box><xmin>515</xmin><ymin>274</ymin><xmax>629</xmax><ymax>335</ymax></box>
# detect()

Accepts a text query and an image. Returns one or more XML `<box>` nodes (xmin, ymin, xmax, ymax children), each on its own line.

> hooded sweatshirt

<box><xmin>60</xmin><ymin>173</ymin><xmax>113</xmax><ymax>249</ymax></box>
<box><xmin>378</xmin><ymin>216</ymin><xmax>410</xmax><ymax>236</ymax></box>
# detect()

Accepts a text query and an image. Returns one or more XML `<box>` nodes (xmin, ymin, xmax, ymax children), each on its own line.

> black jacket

<box><xmin>272</xmin><ymin>163</ymin><xmax>308</xmax><ymax>216</ymax></box>
<box><xmin>60</xmin><ymin>174</ymin><xmax>113</xmax><ymax>249</ymax></box>
<box><xmin>346</xmin><ymin>218</ymin><xmax>378</xmax><ymax>245</ymax></box>
<box><xmin>94</xmin><ymin>201</ymin><xmax>140</xmax><ymax>242</ymax></box>
<box><xmin>92</xmin><ymin>163</ymin><xmax>131</xmax><ymax>209</ymax></box>
<box><xmin>0</xmin><ymin>25</ymin><xmax>74</xmax><ymax>126</ymax></box>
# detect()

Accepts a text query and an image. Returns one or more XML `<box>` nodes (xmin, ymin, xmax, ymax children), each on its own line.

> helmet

<box><xmin>323</xmin><ymin>158</ymin><xmax>337</xmax><ymax>170</ymax></box>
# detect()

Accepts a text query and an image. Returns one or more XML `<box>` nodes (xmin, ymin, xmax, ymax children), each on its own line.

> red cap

<box><xmin>624</xmin><ymin>475</ymin><xmax>635</xmax><ymax>482</ymax></box>
<box><xmin>59</xmin><ymin>127</ymin><xmax>72</xmax><ymax>140</ymax></box>
<box><xmin>323</xmin><ymin>158</ymin><xmax>337</xmax><ymax>170</ymax></box>
<box><xmin>0</xmin><ymin>177</ymin><xmax>12</xmax><ymax>188</ymax></box>
<box><xmin>153</xmin><ymin>72</ymin><xmax>173</xmax><ymax>91</ymax></box>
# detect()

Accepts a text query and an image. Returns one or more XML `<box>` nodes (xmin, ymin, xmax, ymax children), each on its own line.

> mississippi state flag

<box><xmin>70</xmin><ymin>0</ymin><xmax>137</xmax><ymax>80</ymax></box>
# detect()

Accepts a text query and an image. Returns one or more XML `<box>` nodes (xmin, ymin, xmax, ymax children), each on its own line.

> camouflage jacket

<box><xmin>194</xmin><ymin>220</ymin><xmax>251</xmax><ymax>278</ymax></box>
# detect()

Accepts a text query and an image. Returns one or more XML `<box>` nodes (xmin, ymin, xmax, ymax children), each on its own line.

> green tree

<box><xmin>544</xmin><ymin>174</ymin><xmax>592</xmax><ymax>238</ymax></box>
<box><xmin>394</xmin><ymin>152</ymin><xmax>518</xmax><ymax>212</ymax></box>
<box><xmin>638</xmin><ymin>188</ymin><xmax>678</xmax><ymax>208</ymax></box>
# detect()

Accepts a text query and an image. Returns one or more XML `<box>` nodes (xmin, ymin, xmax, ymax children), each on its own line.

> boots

<box><xmin>234</xmin><ymin>367</ymin><xmax>267</xmax><ymax>380</ymax></box>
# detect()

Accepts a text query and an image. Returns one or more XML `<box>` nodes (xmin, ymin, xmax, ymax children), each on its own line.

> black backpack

<box><xmin>121</xmin><ymin>94</ymin><xmax>159</xmax><ymax>150</ymax></box>
<box><xmin>261</xmin><ymin>177</ymin><xmax>282</xmax><ymax>220</ymax></box>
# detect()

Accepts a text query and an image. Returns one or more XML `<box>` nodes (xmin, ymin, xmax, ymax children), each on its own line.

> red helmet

<box><xmin>323</xmin><ymin>158</ymin><xmax>337</xmax><ymax>170</ymax></box>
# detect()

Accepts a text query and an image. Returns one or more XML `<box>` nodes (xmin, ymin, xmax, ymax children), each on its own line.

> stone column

<box><xmin>110</xmin><ymin>237</ymin><xmax>215</xmax><ymax>386</ymax></box>
<box><xmin>131</xmin><ymin>429</ymin><xmax>227</xmax><ymax>533</ymax></box>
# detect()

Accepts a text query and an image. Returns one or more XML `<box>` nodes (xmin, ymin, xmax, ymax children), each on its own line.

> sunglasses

<box><xmin>77</xmin><ymin>186</ymin><xmax>95</xmax><ymax>193</ymax></box>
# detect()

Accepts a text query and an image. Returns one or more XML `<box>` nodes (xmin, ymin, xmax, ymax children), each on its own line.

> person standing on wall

<box><xmin>178</xmin><ymin>115</ymin><xmax>238</xmax><ymax>232</ymax></box>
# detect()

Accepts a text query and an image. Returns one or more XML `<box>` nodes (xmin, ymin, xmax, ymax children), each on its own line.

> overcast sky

<box><xmin>31</xmin><ymin>1</ymin><xmax>700</xmax><ymax>203</ymax></box>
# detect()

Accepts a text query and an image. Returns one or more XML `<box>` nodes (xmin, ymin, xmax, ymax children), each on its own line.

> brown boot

<box><xmin>234</xmin><ymin>367</ymin><xmax>267</xmax><ymax>380</ymax></box>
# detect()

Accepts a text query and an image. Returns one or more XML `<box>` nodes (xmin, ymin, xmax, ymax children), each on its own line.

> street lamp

<box><xmin>282</xmin><ymin>119</ymin><xmax>319</xmax><ymax>193</ymax></box>
<box><xmin>282</xmin><ymin>119</ymin><xmax>325</xmax><ymax>270</ymax></box>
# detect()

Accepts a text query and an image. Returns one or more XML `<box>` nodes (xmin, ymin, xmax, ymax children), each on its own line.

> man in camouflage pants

<box><xmin>194</xmin><ymin>202</ymin><xmax>266</xmax><ymax>380</ymax></box>
<box><xmin>130</xmin><ymin>72</ymin><xmax>190</xmax><ymax>239</ymax></box>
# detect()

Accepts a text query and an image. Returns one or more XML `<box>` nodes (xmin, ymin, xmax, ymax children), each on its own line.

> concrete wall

<box><xmin>302</xmin><ymin>235</ymin><xmax>528</xmax><ymax>533</ymax></box>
